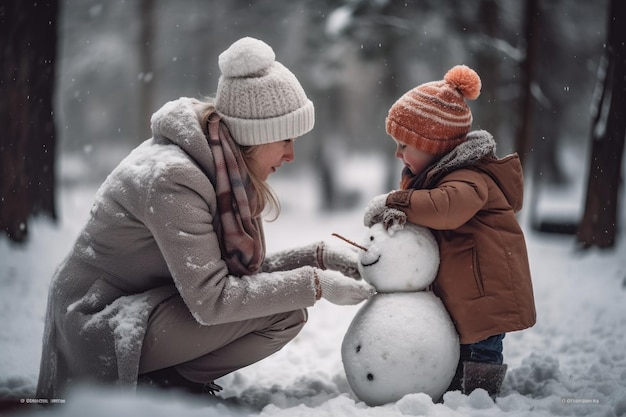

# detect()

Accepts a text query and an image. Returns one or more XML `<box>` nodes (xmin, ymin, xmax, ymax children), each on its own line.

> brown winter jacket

<box><xmin>395</xmin><ymin>139</ymin><xmax>536</xmax><ymax>344</ymax></box>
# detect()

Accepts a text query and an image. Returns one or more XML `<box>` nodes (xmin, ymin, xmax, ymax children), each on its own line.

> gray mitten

<box><xmin>262</xmin><ymin>243</ymin><xmax>319</xmax><ymax>273</ymax></box>
<box><xmin>382</xmin><ymin>208</ymin><xmax>407</xmax><ymax>235</ymax></box>
<box><xmin>364</xmin><ymin>190</ymin><xmax>412</xmax><ymax>232</ymax></box>
<box><xmin>319</xmin><ymin>242</ymin><xmax>360</xmax><ymax>279</ymax></box>
<box><xmin>363</xmin><ymin>193</ymin><xmax>390</xmax><ymax>227</ymax></box>
<box><xmin>262</xmin><ymin>242</ymin><xmax>360</xmax><ymax>279</ymax></box>
<box><xmin>317</xmin><ymin>269</ymin><xmax>375</xmax><ymax>305</ymax></box>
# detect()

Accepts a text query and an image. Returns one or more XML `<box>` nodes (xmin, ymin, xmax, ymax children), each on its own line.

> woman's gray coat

<box><xmin>36</xmin><ymin>97</ymin><xmax>319</xmax><ymax>398</ymax></box>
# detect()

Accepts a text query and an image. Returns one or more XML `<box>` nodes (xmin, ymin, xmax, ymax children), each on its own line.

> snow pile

<box><xmin>1</xmin><ymin>155</ymin><xmax>626</xmax><ymax>416</ymax></box>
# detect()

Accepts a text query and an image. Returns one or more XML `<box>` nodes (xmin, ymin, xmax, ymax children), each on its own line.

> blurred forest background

<box><xmin>2</xmin><ymin>0</ymin><xmax>624</xmax><ymax>247</ymax></box>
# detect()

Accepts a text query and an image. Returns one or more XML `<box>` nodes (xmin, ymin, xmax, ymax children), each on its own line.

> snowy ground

<box><xmin>1</xmin><ymin>153</ymin><xmax>625</xmax><ymax>417</ymax></box>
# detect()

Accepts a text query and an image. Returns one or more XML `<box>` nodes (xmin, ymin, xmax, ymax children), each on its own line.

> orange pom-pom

<box><xmin>444</xmin><ymin>65</ymin><xmax>481</xmax><ymax>100</ymax></box>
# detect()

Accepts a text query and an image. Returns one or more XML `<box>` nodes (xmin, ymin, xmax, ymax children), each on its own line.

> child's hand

<box><xmin>382</xmin><ymin>208</ymin><xmax>406</xmax><ymax>235</ymax></box>
<box><xmin>363</xmin><ymin>193</ymin><xmax>407</xmax><ymax>234</ymax></box>
<box><xmin>363</xmin><ymin>193</ymin><xmax>390</xmax><ymax>227</ymax></box>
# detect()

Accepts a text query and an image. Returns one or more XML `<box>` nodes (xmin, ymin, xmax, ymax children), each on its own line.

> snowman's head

<box><xmin>357</xmin><ymin>223</ymin><xmax>439</xmax><ymax>292</ymax></box>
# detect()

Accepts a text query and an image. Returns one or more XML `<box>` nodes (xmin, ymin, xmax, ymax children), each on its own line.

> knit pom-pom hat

<box><xmin>215</xmin><ymin>37</ymin><xmax>315</xmax><ymax>146</ymax></box>
<box><xmin>386</xmin><ymin>65</ymin><xmax>481</xmax><ymax>155</ymax></box>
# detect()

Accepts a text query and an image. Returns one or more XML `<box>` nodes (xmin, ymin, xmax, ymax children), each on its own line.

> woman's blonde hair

<box><xmin>240</xmin><ymin>146</ymin><xmax>281</xmax><ymax>220</ymax></box>
<box><xmin>200</xmin><ymin>102</ymin><xmax>280</xmax><ymax>220</ymax></box>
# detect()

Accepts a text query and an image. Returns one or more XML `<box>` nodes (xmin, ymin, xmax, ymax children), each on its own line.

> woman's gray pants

<box><xmin>138</xmin><ymin>295</ymin><xmax>307</xmax><ymax>383</ymax></box>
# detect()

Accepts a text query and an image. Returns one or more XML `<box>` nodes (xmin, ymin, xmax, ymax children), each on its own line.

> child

<box><xmin>363</xmin><ymin>65</ymin><xmax>536</xmax><ymax>398</ymax></box>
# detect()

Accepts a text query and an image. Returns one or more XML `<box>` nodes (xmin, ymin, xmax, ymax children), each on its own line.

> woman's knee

<box><xmin>283</xmin><ymin>308</ymin><xmax>308</xmax><ymax>332</ymax></box>
<box><xmin>265</xmin><ymin>308</ymin><xmax>308</xmax><ymax>339</ymax></box>
<box><xmin>294</xmin><ymin>308</ymin><xmax>308</xmax><ymax>326</ymax></box>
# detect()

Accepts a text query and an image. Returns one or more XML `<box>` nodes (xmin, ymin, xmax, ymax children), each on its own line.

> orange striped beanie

<box><xmin>386</xmin><ymin>65</ymin><xmax>481</xmax><ymax>155</ymax></box>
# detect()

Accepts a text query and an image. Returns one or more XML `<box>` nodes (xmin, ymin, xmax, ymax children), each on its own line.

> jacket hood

<box><xmin>473</xmin><ymin>154</ymin><xmax>525</xmax><ymax>212</ymax></box>
<box><xmin>422</xmin><ymin>130</ymin><xmax>496</xmax><ymax>188</ymax></box>
<box><xmin>423</xmin><ymin>130</ymin><xmax>524</xmax><ymax>211</ymax></box>
<box><xmin>150</xmin><ymin>97</ymin><xmax>216</xmax><ymax>176</ymax></box>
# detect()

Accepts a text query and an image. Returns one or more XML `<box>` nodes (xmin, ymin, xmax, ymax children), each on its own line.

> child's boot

<box><xmin>462</xmin><ymin>361</ymin><xmax>507</xmax><ymax>399</ymax></box>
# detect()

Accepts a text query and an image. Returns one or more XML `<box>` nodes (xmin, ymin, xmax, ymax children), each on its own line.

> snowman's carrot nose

<box><xmin>332</xmin><ymin>233</ymin><xmax>368</xmax><ymax>251</ymax></box>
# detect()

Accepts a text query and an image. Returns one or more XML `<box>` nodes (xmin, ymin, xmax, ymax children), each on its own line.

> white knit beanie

<box><xmin>215</xmin><ymin>37</ymin><xmax>315</xmax><ymax>146</ymax></box>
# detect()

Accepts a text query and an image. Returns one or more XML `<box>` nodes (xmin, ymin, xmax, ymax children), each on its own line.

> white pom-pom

<box><xmin>218</xmin><ymin>37</ymin><xmax>276</xmax><ymax>78</ymax></box>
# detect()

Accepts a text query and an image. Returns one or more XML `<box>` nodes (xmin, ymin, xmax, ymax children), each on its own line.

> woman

<box><xmin>36</xmin><ymin>37</ymin><xmax>374</xmax><ymax>398</ymax></box>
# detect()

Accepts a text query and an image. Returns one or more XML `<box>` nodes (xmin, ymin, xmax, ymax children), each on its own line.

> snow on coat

<box><xmin>36</xmin><ymin>97</ymin><xmax>319</xmax><ymax>399</ymax></box>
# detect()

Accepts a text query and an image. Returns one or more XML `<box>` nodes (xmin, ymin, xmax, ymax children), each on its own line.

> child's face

<box><xmin>393</xmin><ymin>139</ymin><xmax>437</xmax><ymax>176</ymax></box>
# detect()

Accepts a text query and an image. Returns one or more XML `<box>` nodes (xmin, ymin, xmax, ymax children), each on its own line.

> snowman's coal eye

<box><xmin>369</xmin><ymin>236</ymin><xmax>374</xmax><ymax>241</ymax></box>
<box><xmin>367</xmin><ymin>373</ymin><xmax>374</xmax><ymax>381</ymax></box>
<box><xmin>356</xmin><ymin>345</ymin><xmax>361</xmax><ymax>353</ymax></box>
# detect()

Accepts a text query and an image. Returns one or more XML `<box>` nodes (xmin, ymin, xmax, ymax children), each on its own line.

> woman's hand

<box><xmin>316</xmin><ymin>270</ymin><xmax>375</xmax><ymax>305</ymax></box>
<box><xmin>262</xmin><ymin>241</ymin><xmax>361</xmax><ymax>278</ymax></box>
<box><xmin>318</xmin><ymin>242</ymin><xmax>361</xmax><ymax>279</ymax></box>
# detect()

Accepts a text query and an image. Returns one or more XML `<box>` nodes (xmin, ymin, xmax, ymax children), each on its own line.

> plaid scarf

<box><xmin>207</xmin><ymin>112</ymin><xmax>264</xmax><ymax>276</ymax></box>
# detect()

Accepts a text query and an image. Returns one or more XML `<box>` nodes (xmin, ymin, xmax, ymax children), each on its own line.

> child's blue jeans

<box><xmin>460</xmin><ymin>333</ymin><xmax>505</xmax><ymax>364</ymax></box>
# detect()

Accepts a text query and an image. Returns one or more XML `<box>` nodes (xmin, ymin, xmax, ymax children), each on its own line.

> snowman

<box><xmin>339</xmin><ymin>222</ymin><xmax>460</xmax><ymax>406</ymax></box>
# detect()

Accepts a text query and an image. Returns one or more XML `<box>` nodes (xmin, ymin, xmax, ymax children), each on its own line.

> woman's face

<box><xmin>394</xmin><ymin>139</ymin><xmax>436</xmax><ymax>176</ymax></box>
<box><xmin>249</xmin><ymin>139</ymin><xmax>295</xmax><ymax>181</ymax></box>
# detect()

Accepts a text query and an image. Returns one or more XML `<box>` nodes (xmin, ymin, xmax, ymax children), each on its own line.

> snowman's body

<box><xmin>341</xmin><ymin>223</ymin><xmax>460</xmax><ymax>405</ymax></box>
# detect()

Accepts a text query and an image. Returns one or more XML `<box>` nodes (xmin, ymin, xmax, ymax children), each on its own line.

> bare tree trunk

<box><xmin>474</xmin><ymin>0</ymin><xmax>501</xmax><ymax>138</ymax></box>
<box><xmin>515</xmin><ymin>0</ymin><xmax>539</xmax><ymax>168</ymax></box>
<box><xmin>577</xmin><ymin>0</ymin><xmax>626</xmax><ymax>249</ymax></box>
<box><xmin>138</xmin><ymin>0</ymin><xmax>156</xmax><ymax>142</ymax></box>
<box><xmin>0</xmin><ymin>0</ymin><xmax>59</xmax><ymax>243</ymax></box>
<box><xmin>532</xmin><ymin>8</ymin><xmax>568</xmax><ymax>186</ymax></box>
